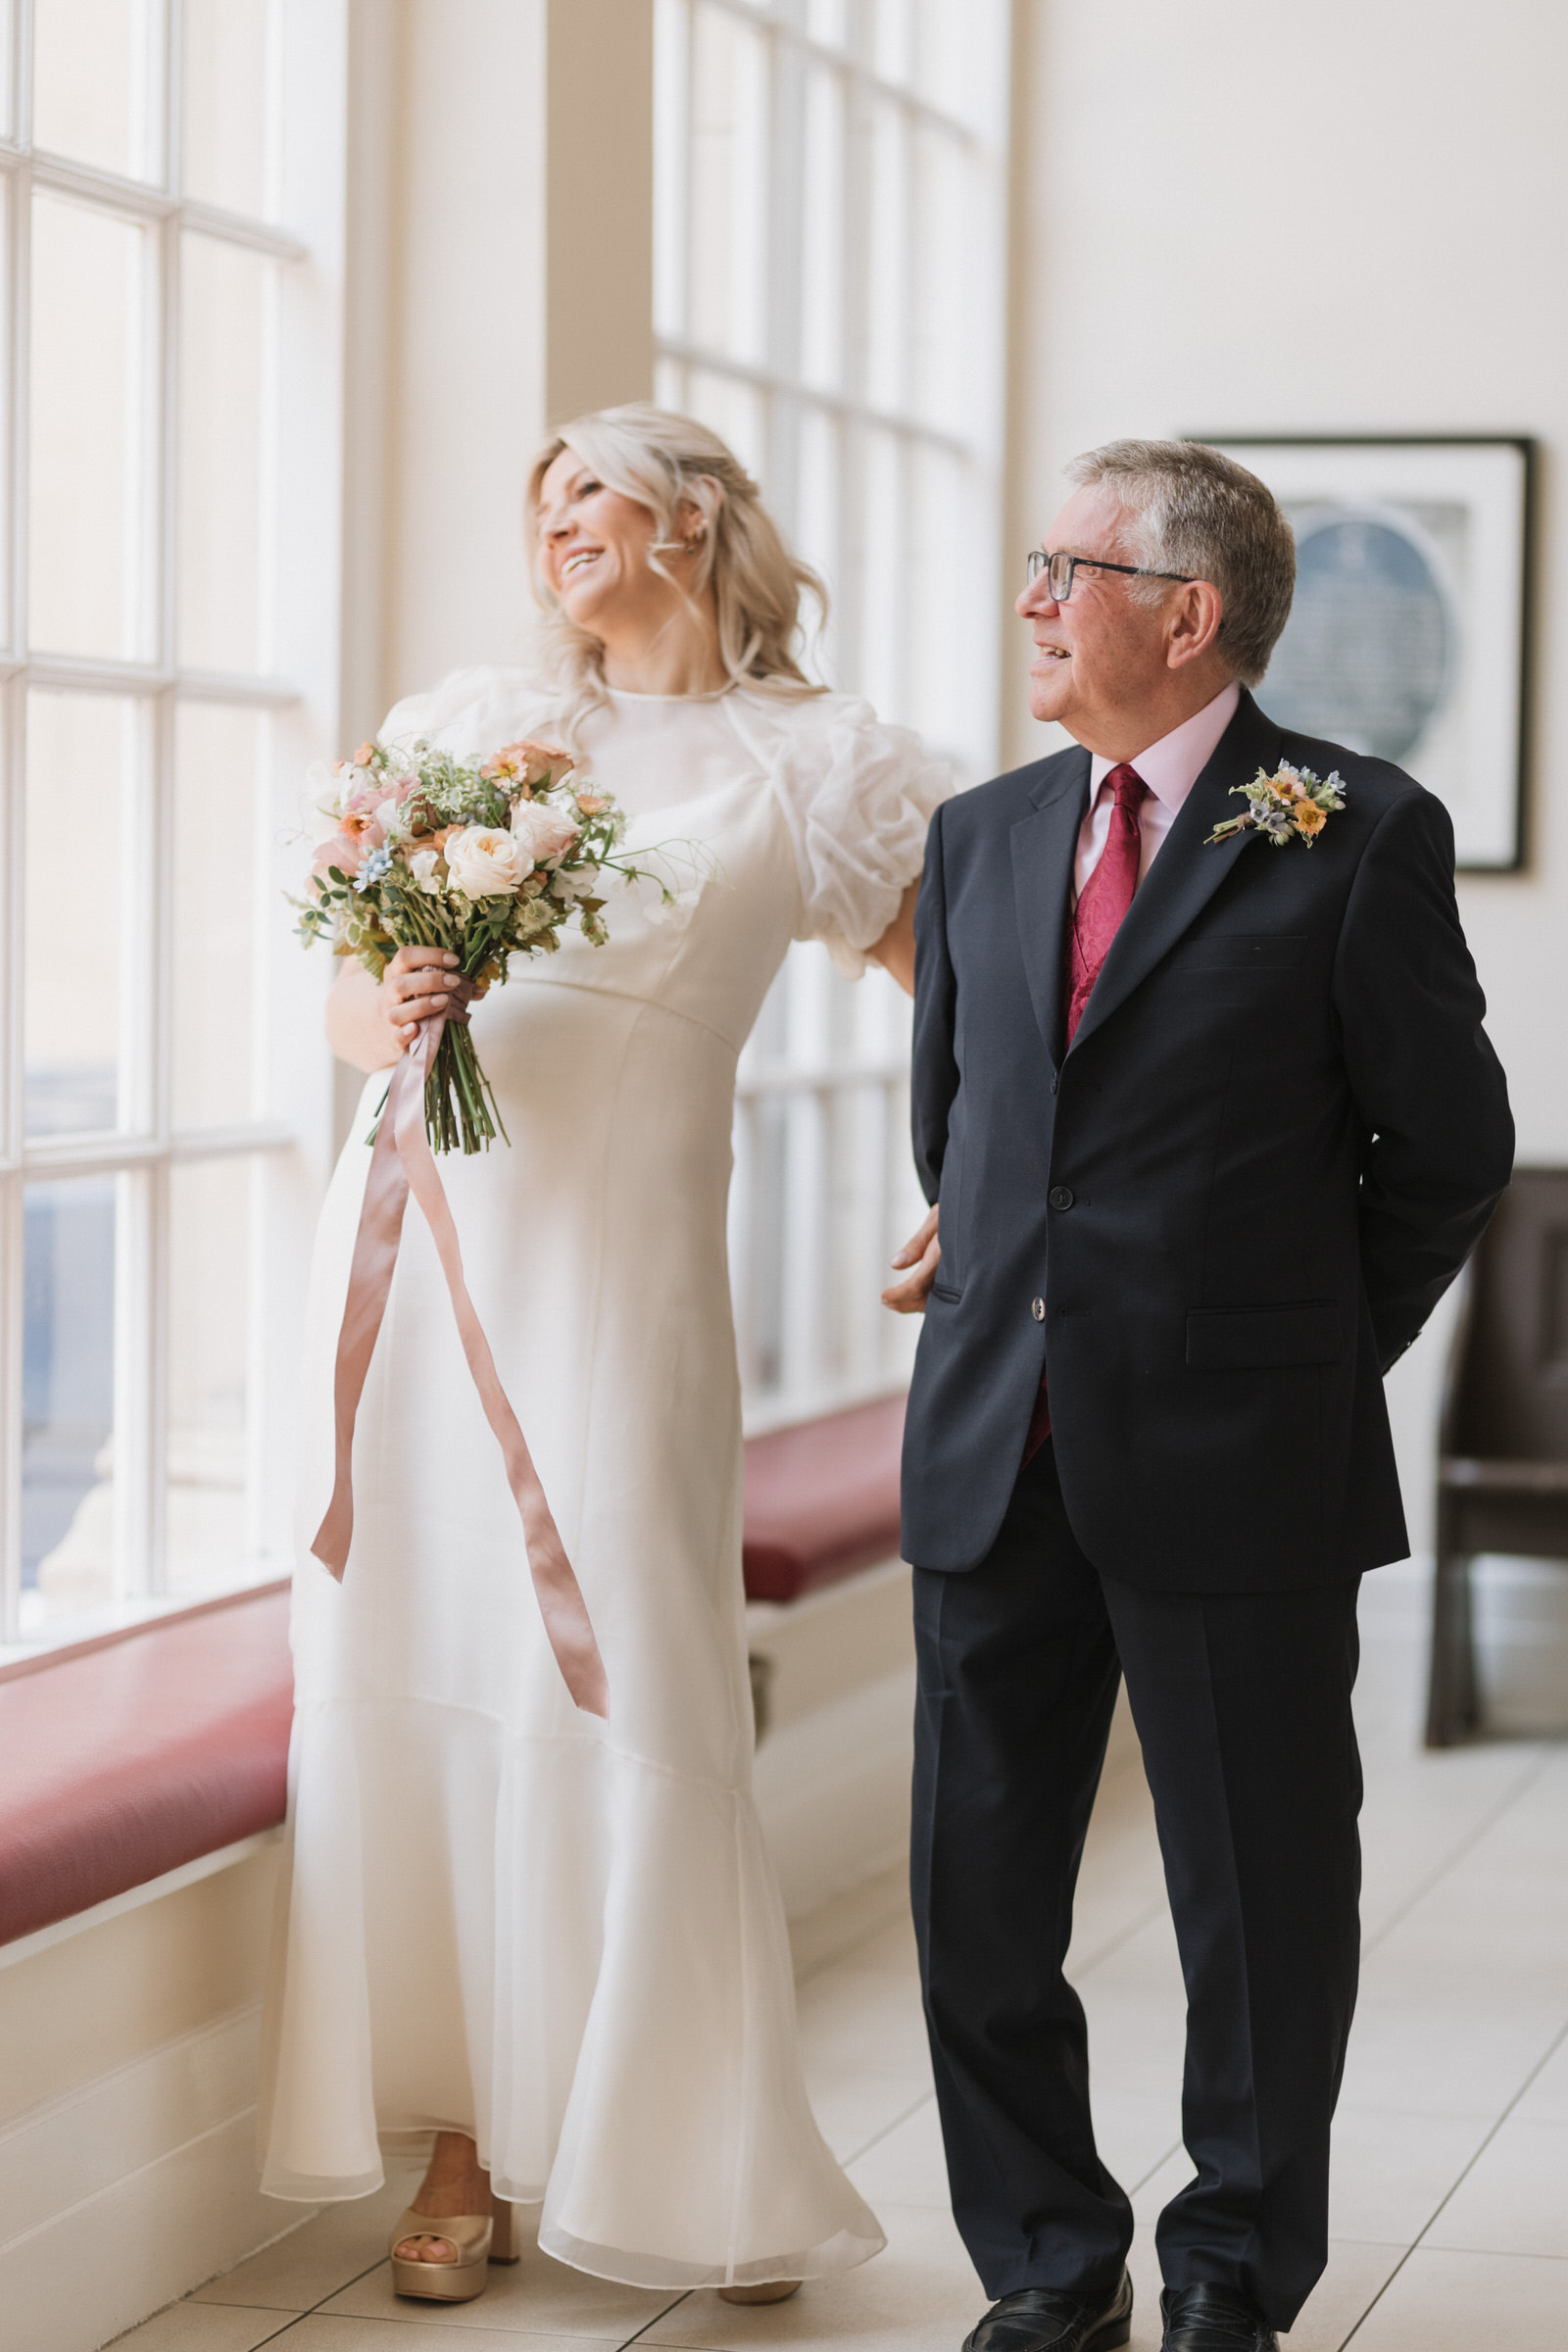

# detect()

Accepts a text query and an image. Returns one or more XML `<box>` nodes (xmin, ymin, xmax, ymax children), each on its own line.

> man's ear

<box><xmin>1166</xmin><ymin>579</ymin><xmax>1226</xmax><ymax>670</ymax></box>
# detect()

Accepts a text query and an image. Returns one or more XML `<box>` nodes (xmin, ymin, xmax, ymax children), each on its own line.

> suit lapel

<box><xmin>1067</xmin><ymin>692</ymin><xmax>1284</xmax><ymax>1057</ymax></box>
<box><xmin>1010</xmin><ymin>749</ymin><xmax>1091</xmax><ymax>1070</ymax></box>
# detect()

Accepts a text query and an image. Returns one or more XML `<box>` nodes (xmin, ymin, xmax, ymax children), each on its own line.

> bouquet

<box><xmin>296</xmin><ymin>734</ymin><xmax>667</xmax><ymax>1152</ymax></box>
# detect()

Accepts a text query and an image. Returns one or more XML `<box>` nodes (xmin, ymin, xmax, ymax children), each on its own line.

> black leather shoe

<box><xmin>962</xmin><ymin>2268</ymin><xmax>1132</xmax><ymax>2352</ymax></box>
<box><xmin>1159</xmin><ymin>2282</ymin><xmax>1279</xmax><ymax>2351</ymax></box>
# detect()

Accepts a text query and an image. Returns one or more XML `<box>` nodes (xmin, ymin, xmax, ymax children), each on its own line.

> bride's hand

<box><xmin>383</xmin><ymin>945</ymin><xmax>462</xmax><ymax>1047</ymax></box>
<box><xmin>881</xmin><ymin>1204</ymin><xmax>940</xmax><ymax>1314</ymax></box>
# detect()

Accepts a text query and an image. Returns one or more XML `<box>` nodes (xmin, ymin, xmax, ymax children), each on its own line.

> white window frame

<box><xmin>653</xmin><ymin>0</ymin><xmax>1009</xmax><ymax>1430</ymax></box>
<box><xmin>0</xmin><ymin>0</ymin><xmax>348</xmax><ymax>1652</ymax></box>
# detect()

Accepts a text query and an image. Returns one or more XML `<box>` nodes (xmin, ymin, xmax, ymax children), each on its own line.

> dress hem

<box><xmin>534</xmin><ymin>2217</ymin><xmax>887</xmax><ymax>2290</ymax></box>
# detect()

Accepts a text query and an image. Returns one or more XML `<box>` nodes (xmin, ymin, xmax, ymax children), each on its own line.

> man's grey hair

<box><xmin>1065</xmin><ymin>439</ymin><xmax>1296</xmax><ymax>689</ymax></box>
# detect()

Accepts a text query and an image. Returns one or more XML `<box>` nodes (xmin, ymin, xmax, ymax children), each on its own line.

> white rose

<box><xmin>446</xmin><ymin>825</ymin><xmax>525</xmax><ymax>898</ymax></box>
<box><xmin>510</xmin><ymin>798</ymin><xmax>581</xmax><ymax>867</ymax></box>
<box><xmin>304</xmin><ymin>761</ymin><xmax>347</xmax><ymax>842</ymax></box>
<box><xmin>407</xmin><ymin>847</ymin><xmax>443</xmax><ymax>897</ymax></box>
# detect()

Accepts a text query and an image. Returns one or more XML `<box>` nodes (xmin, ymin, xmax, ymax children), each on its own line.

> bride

<box><xmin>259</xmin><ymin>405</ymin><xmax>950</xmax><ymax>2306</ymax></box>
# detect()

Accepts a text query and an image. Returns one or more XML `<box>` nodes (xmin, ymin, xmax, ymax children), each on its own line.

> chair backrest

<box><xmin>1448</xmin><ymin>1169</ymin><xmax>1568</xmax><ymax>1463</ymax></box>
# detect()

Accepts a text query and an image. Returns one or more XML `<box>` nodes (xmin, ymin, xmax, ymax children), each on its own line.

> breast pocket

<box><xmin>1187</xmin><ymin>1301</ymin><xmax>1345</xmax><ymax>1369</ymax></box>
<box><xmin>1167</xmin><ymin>933</ymin><xmax>1308</xmax><ymax>973</ymax></box>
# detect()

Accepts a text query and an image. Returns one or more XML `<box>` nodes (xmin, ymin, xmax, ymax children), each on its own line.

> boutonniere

<box><xmin>1205</xmin><ymin>761</ymin><xmax>1348</xmax><ymax>849</ymax></box>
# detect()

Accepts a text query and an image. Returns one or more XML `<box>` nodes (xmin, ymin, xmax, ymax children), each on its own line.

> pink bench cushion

<box><xmin>0</xmin><ymin>1590</ymin><xmax>293</xmax><ymax>1947</ymax></box>
<box><xmin>742</xmin><ymin>1393</ymin><xmax>906</xmax><ymax>1602</ymax></box>
<box><xmin>0</xmin><ymin>1396</ymin><xmax>906</xmax><ymax>1945</ymax></box>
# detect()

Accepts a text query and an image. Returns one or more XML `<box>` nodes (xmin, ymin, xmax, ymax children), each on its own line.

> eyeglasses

<box><xmin>1025</xmin><ymin>549</ymin><xmax>1197</xmax><ymax>601</ymax></box>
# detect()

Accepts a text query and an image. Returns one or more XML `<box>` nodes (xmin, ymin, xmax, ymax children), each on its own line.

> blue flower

<box><xmin>354</xmin><ymin>844</ymin><xmax>393</xmax><ymax>893</ymax></box>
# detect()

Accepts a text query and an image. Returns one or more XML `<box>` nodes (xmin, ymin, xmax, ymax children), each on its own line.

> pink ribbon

<box><xmin>311</xmin><ymin>1001</ymin><xmax>609</xmax><ymax>1719</ymax></box>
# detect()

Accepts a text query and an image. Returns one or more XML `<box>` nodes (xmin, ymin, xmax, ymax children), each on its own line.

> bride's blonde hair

<box><xmin>524</xmin><ymin>404</ymin><xmax>827</xmax><ymax>743</ymax></box>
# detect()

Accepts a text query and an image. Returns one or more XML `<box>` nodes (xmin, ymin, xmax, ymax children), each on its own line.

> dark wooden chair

<box><xmin>1427</xmin><ymin>1170</ymin><xmax>1568</xmax><ymax>1745</ymax></box>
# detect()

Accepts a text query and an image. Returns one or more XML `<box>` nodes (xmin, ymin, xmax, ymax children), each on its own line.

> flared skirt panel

<box><xmin>263</xmin><ymin>977</ymin><xmax>883</xmax><ymax>2281</ymax></box>
<box><xmin>260</xmin><ymin>1698</ymin><xmax>883</xmax><ymax>2285</ymax></box>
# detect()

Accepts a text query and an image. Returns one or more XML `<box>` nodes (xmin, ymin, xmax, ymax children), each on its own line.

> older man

<box><xmin>886</xmin><ymin>441</ymin><xmax>1512</xmax><ymax>2352</ymax></box>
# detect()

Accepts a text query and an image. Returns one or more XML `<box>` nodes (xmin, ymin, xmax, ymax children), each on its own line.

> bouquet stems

<box><xmin>426</xmin><ymin>1015</ymin><xmax>510</xmax><ymax>1154</ymax></box>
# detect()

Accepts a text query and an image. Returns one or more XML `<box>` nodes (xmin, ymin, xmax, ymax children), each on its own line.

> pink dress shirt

<box><xmin>1072</xmin><ymin>681</ymin><xmax>1241</xmax><ymax>901</ymax></box>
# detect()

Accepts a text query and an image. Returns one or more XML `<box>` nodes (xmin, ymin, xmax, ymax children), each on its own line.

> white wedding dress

<box><xmin>259</xmin><ymin>670</ymin><xmax>949</xmax><ymax>2289</ymax></box>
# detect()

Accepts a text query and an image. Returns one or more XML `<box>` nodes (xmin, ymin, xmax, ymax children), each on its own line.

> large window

<box><xmin>654</xmin><ymin>0</ymin><xmax>1009</xmax><ymax>1424</ymax></box>
<box><xmin>1</xmin><ymin>0</ymin><xmax>345</xmax><ymax>1646</ymax></box>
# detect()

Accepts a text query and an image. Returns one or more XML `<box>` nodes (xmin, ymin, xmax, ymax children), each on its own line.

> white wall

<box><xmin>340</xmin><ymin>0</ymin><xmax>655</xmax><ymax>742</ymax></box>
<box><xmin>345</xmin><ymin>0</ymin><xmax>550</xmax><ymax>725</ymax></box>
<box><xmin>1004</xmin><ymin>0</ymin><xmax>1568</xmax><ymax>1542</ymax></box>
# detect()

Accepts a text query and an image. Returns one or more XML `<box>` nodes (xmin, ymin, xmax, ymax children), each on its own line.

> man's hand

<box><xmin>882</xmin><ymin>1204</ymin><xmax>941</xmax><ymax>1314</ymax></box>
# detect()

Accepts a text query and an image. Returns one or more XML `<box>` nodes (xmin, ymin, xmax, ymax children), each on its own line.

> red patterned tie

<box><xmin>1023</xmin><ymin>762</ymin><xmax>1149</xmax><ymax>1463</ymax></box>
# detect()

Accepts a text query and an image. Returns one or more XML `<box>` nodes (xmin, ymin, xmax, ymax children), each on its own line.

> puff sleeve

<box><xmin>376</xmin><ymin>665</ymin><xmax>556</xmax><ymax>759</ymax></box>
<box><xmin>730</xmin><ymin>692</ymin><xmax>954</xmax><ymax>977</ymax></box>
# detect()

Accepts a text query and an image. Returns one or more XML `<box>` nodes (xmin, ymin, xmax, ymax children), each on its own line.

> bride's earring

<box><xmin>651</xmin><ymin>518</ymin><xmax>709</xmax><ymax>557</ymax></box>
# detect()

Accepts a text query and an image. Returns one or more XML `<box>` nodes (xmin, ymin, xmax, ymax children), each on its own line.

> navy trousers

<box><xmin>909</xmin><ymin>1441</ymin><xmax>1363</xmax><ymax>2331</ymax></box>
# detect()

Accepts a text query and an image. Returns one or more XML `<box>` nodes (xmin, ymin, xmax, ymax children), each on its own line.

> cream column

<box><xmin>543</xmin><ymin>0</ymin><xmax>656</xmax><ymax>427</ymax></box>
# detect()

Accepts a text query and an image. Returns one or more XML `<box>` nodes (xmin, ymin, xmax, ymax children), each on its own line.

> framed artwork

<box><xmin>1195</xmin><ymin>436</ymin><xmax>1534</xmax><ymax>871</ymax></box>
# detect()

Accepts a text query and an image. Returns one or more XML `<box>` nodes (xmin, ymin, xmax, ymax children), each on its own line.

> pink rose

<box><xmin>511</xmin><ymin>799</ymin><xmax>581</xmax><ymax>866</ymax></box>
<box><xmin>482</xmin><ymin>738</ymin><xmax>574</xmax><ymax>790</ymax></box>
<box><xmin>312</xmin><ymin>829</ymin><xmax>365</xmax><ymax>878</ymax></box>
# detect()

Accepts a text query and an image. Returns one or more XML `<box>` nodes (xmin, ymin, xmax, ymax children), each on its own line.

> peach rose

<box><xmin>510</xmin><ymin>798</ymin><xmax>581</xmax><ymax>867</ymax></box>
<box><xmin>446</xmin><ymin>825</ymin><xmax>526</xmax><ymax>898</ymax></box>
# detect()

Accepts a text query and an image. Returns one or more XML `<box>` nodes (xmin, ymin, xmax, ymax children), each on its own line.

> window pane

<box><xmin>796</xmin><ymin>404</ymin><xmax>841</xmax><ymax>678</ymax></box>
<box><xmin>654</xmin><ymin>352</ymin><xmax>688</xmax><ymax>414</ymax></box>
<box><xmin>858</xmin><ymin>426</ymin><xmax>904</xmax><ymax>718</ymax></box>
<box><xmin>0</xmin><ymin>179</ymin><xmax>12</xmax><ymax>645</ymax></box>
<box><xmin>166</xmin><ymin>1157</ymin><xmax>252</xmax><ymax>1593</ymax></box>
<box><xmin>24</xmin><ymin>1175</ymin><xmax>119</xmax><ymax>1619</ymax></box>
<box><xmin>178</xmin><ymin>232</ymin><xmax>271</xmax><ymax>671</ymax></box>
<box><xmin>800</xmin><ymin>66</ymin><xmax>845</xmax><ymax>393</ymax></box>
<box><xmin>872</xmin><ymin>0</ymin><xmax>913</xmax><ymax>83</ymax></box>
<box><xmin>181</xmin><ymin>0</ymin><xmax>272</xmax><ymax>216</ymax></box>
<box><xmin>864</xmin><ymin>98</ymin><xmax>909</xmax><ymax>413</ymax></box>
<box><xmin>689</xmin><ymin>2</ymin><xmax>768</xmax><ymax>366</ymax></box>
<box><xmin>913</xmin><ymin>0</ymin><xmax>1005</xmax><ymax>133</ymax></box>
<box><xmin>653</xmin><ymin>0</ymin><xmax>689</xmax><ymax>342</ymax></box>
<box><xmin>32</xmin><ymin>0</ymin><xmax>156</xmax><ymax>179</ymax></box>
<box><xmin>24</xmin><ymin>692</ymin><xmax>133</xmax><ymax>1137</ymax></box>
<box><xmin>910</xmin><ymin>123</ymin><xmax>967</xmax><ymax>435</ymax></box>
<box><xmin>907</xmin><ymin>442</ymin><xmax>967</xmax><ymax>750</ymax></box>
<box><xmin>687</xmin><ymin>366</ymin><xmax>765</xmax><ymax>479</ymax></box>
<box><xmin>29</xmin><ymin>195</ymin><xmax>150</xmax><ymax>659</ymax></box>
<box><xmin>172</xmin><ymin>702</ymin><xmax>263</xmax><ymax>1128</ymax></box>
<box><xmin>807</xmin><ymin>0</ymin><xmax>850</xmax><ymax>48</ymax></box>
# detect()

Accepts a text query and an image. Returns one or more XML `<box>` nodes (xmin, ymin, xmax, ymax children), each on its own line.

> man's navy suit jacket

<box><xmin>901</xmin><ymin>688</ymin><xmax>1514</xmax><ymax>1589</ymax></box>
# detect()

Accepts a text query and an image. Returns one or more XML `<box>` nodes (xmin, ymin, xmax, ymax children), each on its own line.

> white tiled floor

<box><xmin>120</xmin><ymin>1594</ymin><xmax>1568</xmax><ymax>2350</ymax></box>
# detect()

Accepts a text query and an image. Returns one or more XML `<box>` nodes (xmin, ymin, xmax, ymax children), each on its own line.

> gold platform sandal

<box><xmin>389</xmin><ymin>2189</ymin><xmax>519</xmax><ymax>2302</ymax></box>
<box><xmin>718</xmin><ymin>2280</ymin><xmax>803</xmax><ymax>2304</ymax></box>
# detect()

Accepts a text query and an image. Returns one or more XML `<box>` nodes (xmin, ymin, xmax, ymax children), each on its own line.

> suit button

<box><xmin>1031</xmin><ymin>1298</ymin><xmax>1046</xmax><ymax>1322</ymax></box>
<box><xmin>1049</xmin><ymin>1185</ymin><xmax>1075</xmax><ymax>1211</ymax></box>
